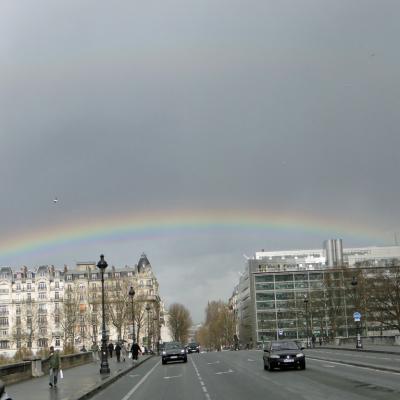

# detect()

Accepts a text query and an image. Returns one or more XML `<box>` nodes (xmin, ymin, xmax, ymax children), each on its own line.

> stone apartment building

<box><xmin>0</xmin><ymin>253</ymin><xmax>165</xmax><ymax>357</ymax></box>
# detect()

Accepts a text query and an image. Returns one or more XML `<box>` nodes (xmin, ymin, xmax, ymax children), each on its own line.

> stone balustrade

<box><xmin>0</xmin><ymin>351</ymin><xmax>92</xmax><ymax>385</ymax></box>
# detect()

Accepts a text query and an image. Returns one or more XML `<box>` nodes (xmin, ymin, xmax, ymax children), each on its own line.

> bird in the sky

<box><xmin>53</xmin><ymin>197</ymin><xmax>58</xmax><ymax>204</ymax></box>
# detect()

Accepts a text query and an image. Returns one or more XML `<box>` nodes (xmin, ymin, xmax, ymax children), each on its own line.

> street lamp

<box><xmin>146</xmin><ymin>304</ymin><xmax>151</xmax><ymax>352</ymax></box>
<box><xmin>129</xmin><ymin>286</ymin><xmax>135</xmax><ymax>342</ymax></box>
<box><xmin>304</xmin><ymin>295</ymin><xmax>310</xmax><ymax>348</ymax></box>
<box><xmin>97</xmin><ymin>254</ymin><xmax>110</xmax><ymax>374</ymax></box>
<box><xmin>351</xmin><ymin>276</ymin><xmax>363</xmax><ymax>349</ymax></box>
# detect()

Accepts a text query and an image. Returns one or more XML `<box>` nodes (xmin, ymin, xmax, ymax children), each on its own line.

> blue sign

<box><xmin>353</xmin><ymin>312</ymin><xmax>361</xmax><ymax>321</ymax></box>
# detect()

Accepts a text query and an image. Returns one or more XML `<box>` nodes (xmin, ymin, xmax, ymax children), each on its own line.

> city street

<box><xmin>91</xmin><ymin>350</ymin><xmax>400</xmax><ymax>400</ymax></box>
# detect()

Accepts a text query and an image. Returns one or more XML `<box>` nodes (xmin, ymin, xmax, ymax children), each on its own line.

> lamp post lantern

<box><xmin>304</xmin><ymin>295</ymin><xmax>310</xmax><ymax>348</ymax></box>
<box><xmin>97</xmin><ymin>254</ymin><xmax>110</xmax><ymax>374</ymax></box>
<box><xmin>129</xmin><ymin>286</ymin><xmax>135</xmax><ymax>343</ymax></box>
<box><xmin>351</xmin><ymin>276</ymin><xmax>363</xmax><ymax>349</ymax></box>
<box><xmin>146</xmin><ymin>304</ymin><xmax>151</xmax><ymax>352</ymax></box>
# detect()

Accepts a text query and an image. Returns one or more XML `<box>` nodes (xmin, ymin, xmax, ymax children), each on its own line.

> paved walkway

<box><xmin>7</xmin><ymin>354</ymin><xmax>152</xmax><ymax>400</ymax></box>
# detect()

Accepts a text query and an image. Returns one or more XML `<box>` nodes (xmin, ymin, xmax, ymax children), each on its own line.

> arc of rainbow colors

<box><xmin>0</xmin><ymin>209</ymin><xmax>387</xmax><ymax>260</ymax></box>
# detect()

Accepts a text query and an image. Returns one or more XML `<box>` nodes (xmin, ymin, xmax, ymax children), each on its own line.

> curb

<box><xmin>317</xmin><ymin>346</ymin><xmax>400</xmax><ymax>356</ymax></box>
<box><xmin>307</xmin><ymin>356</ymin><xmax>400</xmax><ymax>373</ymax></box>
<box><xmin>73</xmin><ymin>356</ymin><xmax>154</xmax><ymax>400</ymax></box>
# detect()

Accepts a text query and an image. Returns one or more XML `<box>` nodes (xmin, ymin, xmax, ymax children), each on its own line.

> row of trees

<box><xmin>196</xmin><ymin>301</ymin><xmax>235</xmax><ymax>350</ymax></box>
<box><xmin>167</xmin><ymin>303</ymin><xmax>192</xmax><ymax>344</ymax></box>
<box><xmin>286</xmin><ymin>263</ymin><xmax>400</xmax><ymax>338</ymax></box>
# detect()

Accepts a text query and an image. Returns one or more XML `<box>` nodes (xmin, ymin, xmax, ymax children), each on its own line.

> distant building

<box><xmin>0</xmin><ymin>253</ymin><xmax>165</xmax><ymax>357</ymax></box>
<box><xmin>235</xmin><ymin>241</ymin><xmax>400</xmax><ymax>346</ymax></box>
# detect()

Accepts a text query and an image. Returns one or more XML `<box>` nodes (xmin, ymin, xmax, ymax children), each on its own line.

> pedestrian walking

<box><xmin>48</xmin><ymin>346</ymin><xmax>60</xmax><ymax>388</ymax></box>
<box><xmin>130</xmin><ymin>341</ymin><xmax>142</xmax><ymax>361</ymax></box>
<box><xmin>0</xmin><ymin>380</ymin><xmax>12</xmax><ymax>400</ymax></box>
<box><xmin>108</xmin><ymin>342</ymin><xmax>114</xmax><ymax>358</ymax></box>
<box><xmin>319</xmin><ymin>336</ymin><xmax>323</xmax><ymax>346</ymax></box>
<box><xmin>91</xmin><ymin>342</ymin><xmax>99</xmax><ymax>362</ymax></box>
<box><xmin>121</xmin><ymin>343</ymin><xmax>128</xmax><ymax>362</ymax></box>
<box><xmin>311</xmin><ymin>334</ymin><xmax>316</xmax><ymax>349</ymax></box>
<box><xmin>115</xmin><ymin>342</ymin><xmax>122</xmax><ymax>362</ymax></box>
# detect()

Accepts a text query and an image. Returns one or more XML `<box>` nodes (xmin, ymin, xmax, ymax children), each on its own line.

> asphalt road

<box><xmin>91</xmin><ymin>350</ymin><xmax>400</xmax><ymax>400</ymax></box>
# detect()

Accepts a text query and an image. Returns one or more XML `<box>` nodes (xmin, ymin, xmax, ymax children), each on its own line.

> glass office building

<box><xmin>235</xmin><ymin>242</ymin><xmax>400</xmax><ymax>346</ymax></box>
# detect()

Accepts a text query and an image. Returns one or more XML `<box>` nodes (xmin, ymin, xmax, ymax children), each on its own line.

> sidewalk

<box><xmin>7</xmin><ymin>354</ymin><xmax>152</xmax><ymax>400</ymax></box>
<box><xmin>316</xmin><ymin>343</ymin><xmax>400</xmax><ymax>355</ymax></box>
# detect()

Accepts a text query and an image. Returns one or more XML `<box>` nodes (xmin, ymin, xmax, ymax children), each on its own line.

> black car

<box><xmin>187</xmin><ymin>342</ymin><xmax>200</xmax><ymax>353</ymax></box>
<box><xmin>263</xmin><ymin>340</ymin><xmax>305</xmax><ymax>371</ymax></box>
<box><xmin>162</xmin><ymin>342</ymin><xmax>187</xmax><ymax>364</ymax></box>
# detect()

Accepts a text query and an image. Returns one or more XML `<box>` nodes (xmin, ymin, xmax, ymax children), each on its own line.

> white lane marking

<box><xmin>215</xmin><ymin>369</ymin><xmax>234</xmax><ymax>375</ymax></box>
<box><xmin>247</xmin><ymin>359</ymin><xmax>255</xmax><ymax>362</ymax></box>
<box><xmin>323</xmin><ymin>365</ymin><xmax>335</xmax><ymax>368</ymax></box>
<box><xmin>128</xmin><ymin>374</ymin><xmax>140</xmax><ymax>377</ymax></box>
<box><xmin>163</xmin><ymin>374</ymin><xmax>182</xmax><ymax>380</ymax></box>
<box><xmin>120</xmin><ymin>360</ymin><xmax>160</xmax><ymax>400</ymax></box>
<box><xmin>207</xmin><ymin>361</ymin><xmax>220</xmax><ymax>365</ymax></box>
<box><xmin>191</xmin><ymin>356</ymin><xmax>212</xmax><ymax>400</ymax></box>
<box><xmin>308</xmin><ymin>357</ymin><xmax>400</xmax><ymax>375</ymax></box>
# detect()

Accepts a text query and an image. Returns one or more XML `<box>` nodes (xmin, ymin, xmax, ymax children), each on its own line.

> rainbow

<box><xmin>0</xmin><ymin>209</ymin><xmax>387</xmax><ymax>261</ymax></box>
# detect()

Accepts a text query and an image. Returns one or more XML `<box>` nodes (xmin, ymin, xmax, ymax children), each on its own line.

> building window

<box><xmin>16</xmin><ymin>317</ymin><xmax>21</xmax><ymax>326</ymax></box>
<box><xmin>0</xmin><ymin>318</ymin><xmax>9</xmax><ymax>326</ymax></box>
<box><xmin>67</xmin><ymin>275</ymin><xmax>72</xmax><ymax>281</ymax></box>
<box><xmin>38</xmin><ymin>292</ymin><xmax>47</xmax><ymax>300</ymax></box>
<box><xmin>38</xmin><ymin>304</ymin><xmax>47</xmax><ymax>313</ymax></box>
<box><xmin>27</xmin><ymin>293</ymin><xmax>31</xmax><ymax>301</ymax></box>
<box><xmin>0</xmin><ymin>341</ymin><xmax>9</xmax><ymax>349</ymax></box>
<box><xmin>0</xmin><ymin>306</ymin><xmax>8</xmax><ymax>315</ymax></box>
<box><xmin>38</xmin><ymin>316</ymin><xmax>47</xmax><ymax>324</ymax></box>
<box><xmin>16</xmin><ymin>340</ymin><xmax>21</xmax><ymax>349</ymax></box>
<box><xmin>55</xmin><ymin>314</ymin><xmax>60</xmax><ymax>324</ymax></box>
<box><xmin>27</xmin><ymin>283</ymin><xmax>31</xmax><ymax>291</ymax></box>
<box><xmin>54</xmin><ymin>303</ymin><xmax>59</xmax><ymax>311</ymax></box>
<box><xmin>115</xmin><ymin>272</ymin><xmax>120</xmax><ymax>278</ymax></box>
<box><xmin>91</xmin><ymin>273</ymin><xmax>98</xmax><ymax>280</ymax></box>
<box><xmin>0</xmin><ymin>330</ymin><xmax>8</xmax><ymax>337</ymax></box>
<box><xmin>55</xmin><ymin>292</ymin><xmax>59</xmax><ymax>300</ymax></box>
<box><xmin>55</xmin><ymin>337</ymin><xmax>60</xmax><ymax>347</ymax></box>
<box><xmin>16</xmin><ymin>306</ymin><xmax>21</xmax><ymax>314</ymax></box>
<box><xmin>38</xmin><ymin>282</ymin><xmax>47</xmax><ymax>290</ymax></box>
<box><xmin>16</xmin><ymin>283</ymin><xmax>21</xmax><ymax>291</ymax></box>
<box><xmin>55</xmin><ymin>281</ymin><xmax>59</xmax><ymax>289</ymax></box>
<box><xmin>37</xmin><ymin>338</ymin><xmax>48</xmax><ymax>348</ymax></box>
<box><xmin>39</xmin><ymin>328</ymin><xmax>47</xmax><ymax>336</ymax></box>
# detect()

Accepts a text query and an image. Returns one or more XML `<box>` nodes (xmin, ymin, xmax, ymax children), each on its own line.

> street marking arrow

<box><xmin>215</xmin><ymin>369</ymin><xmax>234</xmax><ymax>375</ymax></box>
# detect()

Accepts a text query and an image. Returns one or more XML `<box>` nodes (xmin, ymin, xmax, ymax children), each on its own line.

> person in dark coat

<box><xmin>115</xmin><ymin>343</ymin><xmax>122</xmax><ymax>362</ymax></box>
<box><xmin>130</xmin><ymin>342</ymin><xmax>142</xmax><ymax>361</ymax></box>
<box><xmin>0</xmin><ymin>380</ymin><xmax>12</xmax><ymax>400</ymax></box>
<box><xmin>108</xmin><ymin>342</ymin><xmax>114</xmax><ymax>358</ymax></box>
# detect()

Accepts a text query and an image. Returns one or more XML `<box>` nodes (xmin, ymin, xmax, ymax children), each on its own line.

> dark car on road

<box><xmin>263</xmin><ymin>340</ymin><xmax>305</xmax><ymax>371</ymax></box>
<box><xmin>187</xmin><ymin>342</ymin><xmax>200</xmax><ymax>353</ymax></box>
<box><xmin>162</xmin><ymin>342</ymin><xmax>187</xmax><ymax>364</ymax></box>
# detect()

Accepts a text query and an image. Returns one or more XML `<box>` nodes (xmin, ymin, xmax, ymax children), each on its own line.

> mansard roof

<box><xmin>137</xmin><ymin>253</ymin><xmax>151</xmax><ymax>273</ymax></box>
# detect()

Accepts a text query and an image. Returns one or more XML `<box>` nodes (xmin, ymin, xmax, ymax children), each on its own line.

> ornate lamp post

<box><xmin>97</xmin><ymin>254</ymin><xmax>110</xmax><ymax>374</ymax></box>
<box><xmin>129</xmin><ymin>286</ymin><xmax>135</xmax><ymax>342</ymax></box>
<box><xmin>351</xmin><ymin>276</ymin><xmax>363</xmax><ymax>349</ymax></box>
<box><xmin>304</xmin><ymin>295</ymin><xmax>310</xmax><ymax>348</ymax></box>
<box><xmin>146</xmin><ymin>304</ymin><xmax>151</xmax><ymax>352</ymax></box>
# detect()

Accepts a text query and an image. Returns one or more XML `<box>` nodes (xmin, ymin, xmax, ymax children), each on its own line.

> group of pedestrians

<box><xmin>90</xmin><ymin>340</ymin><xmax>142</xmax><ymax>363</ymax></box>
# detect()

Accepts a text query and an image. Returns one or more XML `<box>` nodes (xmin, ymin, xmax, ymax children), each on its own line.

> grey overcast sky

<box><xmin>1</xmin><ymin>1</ymin><xmax>400</xmax><ymax>321</ymax></box>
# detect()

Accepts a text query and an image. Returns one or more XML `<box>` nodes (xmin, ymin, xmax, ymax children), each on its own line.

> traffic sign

<box><xmin>278</xmin><ymin>329</ymin><xmax>284</xmax><ymax>336</ymax></box>
<box><xmin>353</xmin><ymin>312</ymin><xmax>361</xmax><ymax>322</ymax></box>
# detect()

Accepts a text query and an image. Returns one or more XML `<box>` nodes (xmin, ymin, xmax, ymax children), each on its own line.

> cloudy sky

<box><xmin>1</xmin><ymin>1</ymin><xmax>399</xmax><ymax>321</ymax></box>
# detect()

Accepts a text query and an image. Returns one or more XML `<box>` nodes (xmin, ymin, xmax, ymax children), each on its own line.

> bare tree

<box><xmin>104</xmin><ymin>279</ymin><xmax>131</xmax><ymax>341</ymax></box>
<box><xmin>199</xmin><ymin>301</ymin><xmax>235</xmax><ymax>350</ymax></box>
<box><xmin>167</xmin><ymin>303</ymin><xmax>192</xmax><ymax>344</ymax></box>
<box><xmin>367</xmin><ymin>263</ymin><xmax>400</xmax><ymax>333</ymax></box>
<box><xmin>60</xmin><ymin>283</ymin><xmax>81</xmax><ymax>351</ymax></box>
